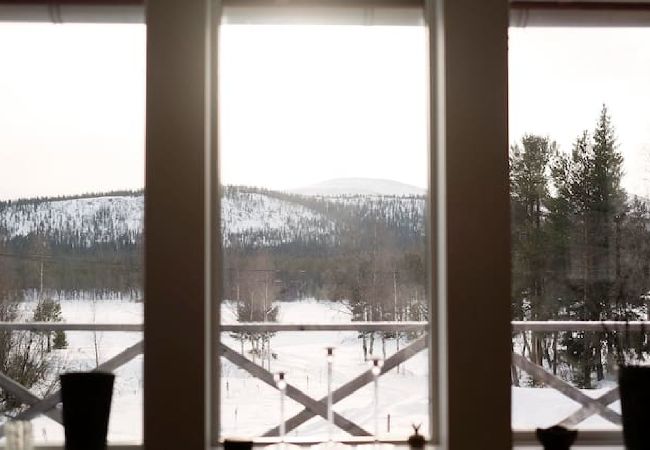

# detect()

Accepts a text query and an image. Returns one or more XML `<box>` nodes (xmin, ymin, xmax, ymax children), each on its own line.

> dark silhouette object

<box><xmin>620</xmin><ymin>365</ymin><xmax>650</xmax><ymax>450</ymax></box>
<box><xmin>535</xmin><ymin>425</ymin><xmax>577</xmax><ymax>450</ymax></box>
<box><xmin>60</xmin><ymin>372</ymin><xmax>114</xmax><ymax>450</ymax></box>
<box><xmin>407</xmin><ymin>423</ymin><xmax>425</xmax><ymax>449</ymax></box>
<box><xmin>224</xmin><ymin>439</ymin><xmax>253</xmax><ymax>450</ymax></box>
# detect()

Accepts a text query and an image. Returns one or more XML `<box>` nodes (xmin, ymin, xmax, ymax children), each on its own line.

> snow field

<box><xmin>220</xmin><ymin>299</ymin><xmax>429</xmax><ymax>440</ymax></box>
<box><xmin>2</xmin><ymin>299</ymin><xmax>144</xmax><ymax>445</ymax></box>
<box><xmin>0</xmin><ymin>298</ymin><xmax>624</xmax><ymax>445</ymax></box>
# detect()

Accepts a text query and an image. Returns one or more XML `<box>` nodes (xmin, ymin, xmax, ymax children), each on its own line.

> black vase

<box><xmin>60</xmin><ymin>372</ymin><xmax>115</xmax><ymax>450</ymax></box>
<box><xmin>535</xmin><ymin>425</ymin><xmax>577</xmax><ymax>450</ymax></box>
<box><xmin>619</xmin><ymin>365</ymin><xmax>650</xmax><ymax>450</ymax></box>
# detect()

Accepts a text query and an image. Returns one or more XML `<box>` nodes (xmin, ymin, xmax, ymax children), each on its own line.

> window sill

<box><xmin>0</xmin><ymin>445</ymin><xmax>142</xmax><ymax>450</ymax></box>
<box><xmin>514</xmin><ymin>429</ymin><xmax>623</xmax><ymax>448</ymax></box>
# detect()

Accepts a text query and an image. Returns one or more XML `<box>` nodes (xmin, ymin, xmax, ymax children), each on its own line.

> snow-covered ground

<box><xmin>220</xmin><ymin>299</ymin><xmax>429</xmax><ymax>440</ymax></box>
<box><xmin>0</xmin><ymin>298</ymin><xmax>624</xmax><ymax>445</ymax></box>
<box><xmin>5</xmin><ymin>299</ymin><xmax>144</xmax><ymax>444</ymax></box>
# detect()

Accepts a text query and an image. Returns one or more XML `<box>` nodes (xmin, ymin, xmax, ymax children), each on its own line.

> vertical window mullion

<box><xmin>144</xmin><ymin>0</ymin><xmax>210</xmax><ymax>449</ymax></box>
<box><xmin>440</xmin><ymin>0</ymin><xmax>511</xmax><ymax>448</ymax></box>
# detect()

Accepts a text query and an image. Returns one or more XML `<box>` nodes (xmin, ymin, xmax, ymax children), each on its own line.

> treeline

<box><xmin>222</xmin><ymin>186</ymin><xmax>427</xmax><ymax>308</ymax></box>
<box><xmin>0</xmin><ymin>190</ymin><xmax>142</xmax><ymax>297</ymax></box>
<box><xmin>511</xmin><ymin>105</ymin><xmax>650</xmax><ymax>388</ymax></box>
<box><xmin>0</xmin><ymin>185</ymin><xmax>425</xmax><ymax>300</ymax></box>
<box><xmin>0</xmin><ymin>188</ymin><xmax>143</xmax><ymax>209</ymax></box>
<box><xmin>0</xmin><ymin>229</ymin><xmax>142</xmax><ymax>297</ymax></box>
<box><xmin>223</xmin><ymin>198</ymin><xmax>428</xmax><ymax>360</ymax></box>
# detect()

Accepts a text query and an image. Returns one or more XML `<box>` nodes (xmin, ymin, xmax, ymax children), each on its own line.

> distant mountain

<box><xmin>0</xmin><ymin>187</ymin><xmax>426</xmax><ymax>294</ymax></box>
<box><xmin>0</xmin><ymin>193</ymin><xmax>143</xmax><ymax>245</ymax></box>
<box><xmin>289</xmin><ymin>178</ymin><xmax>426</xmax><ymax>197</ymax></box>
<box><xmin>221</xmin><ymin>187</ymin><xmax>338</xmax><ymax>248</ymax></box>
<box><xmin>0</xmin><ymin>185</ymin><xmax>425</xmax><ymax>249</ymax></box>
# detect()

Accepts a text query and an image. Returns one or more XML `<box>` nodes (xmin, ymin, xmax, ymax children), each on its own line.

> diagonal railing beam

<box><xmin>0</xmin><ymin>340</ymin><xmax>144</xmax><ymax>438</ymax></box>
<box><xmin>512</xmin><ymin>353</ymin><xmax>621</xmax><ymax>425</ymax></box>
<box><xmin>220</xmin><ymin>343</ymin><xmax>371</xmax><ymax>436</ymax></box>
<box><xmin>0</xmin><ymin>373</ymin><xmax>62</xmax><ymax>425</ymax></box>
<box><xmin>264</xmin><ymin>335</ymin><xmax>428</xmax><ymax>437</ymax></box>
<box><xmin>559</xmin><ymin>386</ymin><xmax>619</xmax><ymax>427</ymax></box>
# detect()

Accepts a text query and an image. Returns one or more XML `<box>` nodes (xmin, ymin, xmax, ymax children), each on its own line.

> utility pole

<box><xmin>39</xmin><ymin>260</ymin><xmax>44</xmax><ymax>301</ymax></box>
<box><xmin>393</xmin><ymin>270</ymin><xmax>400</xmax><ymax>373</ymax></box>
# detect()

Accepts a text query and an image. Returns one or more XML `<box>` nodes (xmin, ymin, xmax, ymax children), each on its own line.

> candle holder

<box><xmin>276</xmin><ymin>372</ymin><xmax>287</xmax><ymax>442</ymax></box>
<box><xmin>266</xmin><ymin>372</ymin><xmax>299</xmax><ymax>450</ymax></box>
<box><xmin>371</xmin><ymin>358</ymin><xmax>383</xmax><ymax>441</ymax></box>
<box><xmin>311</xmin><ymin>347</ymin><xmax>348</xmax><ymax>450</ymax></box>
<box><xmin>6</xmin><ymin>420</ymin><xmax>33</xmax><ymax>450</ymax></box>
<box><xmin>326</xmin><ymin>347</ymin><xmax>334</xmax><ymax>441</ymax></box>
<box><xmin>357</xmin><ymin>358</ymin><xmax>393</xmax><ymax>450</ymax></box>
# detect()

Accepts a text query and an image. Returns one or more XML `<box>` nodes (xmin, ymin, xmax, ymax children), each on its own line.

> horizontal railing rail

<box><xmin>220</xmin><ymin>321</ymin><xmax>428</xmax><ymax>332</ymax></box>
<box><xmin>0</xmin><ymin>320</ymin><xmax>646</xmax><ymax>332</ymax></box>
<box><xmin>512</xmin><ymin>320</ymin><xmax>650</xmax><ymax>332</ymax></box>
<box><xmin>0</xmin><ymin>321</ymin><xmax>429</xmax><ymax>332</ymax></box>
<box><xmin>0</xmin><ymin>322</ymin><xmax>143</xmax><ymax>331</ymax></box>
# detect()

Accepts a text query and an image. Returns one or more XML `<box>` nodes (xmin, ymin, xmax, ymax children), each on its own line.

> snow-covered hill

<box><xmin>0</xmin><ymin>195</ymin><xmax>143</xmax><ymax>245</ymax></box>
<box><xmin>0</xmin><ymin>189</ymin><xmax>339</xmax><ymax>248</ymax></box>
<box><xmin>290</xmin><ymin>177</ymin><xmax>426</xmax><ymax>197</ymax></box>
<box><xmin>0</xmin><ymin>185</ymin><xmax>425</xmax><ymax>248</ymax></box>
<box><xmin>221</xmin><ymin>189</ymin><xmax>337</xmax><ymax>247</ymax></box>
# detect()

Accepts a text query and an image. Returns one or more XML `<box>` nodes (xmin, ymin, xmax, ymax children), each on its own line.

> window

<box><xmin>0</xmin><ymin>21</ymin><xmax>145</xmax><ymax>445</ymax></box>
<box><xmin>218</xmin><ymin>20</ymin><xmax>430</xmax><ymax>442</ymax></box>
<box><xmin>510</xmin><ymin>9</ymin><xmax>650</xmax><ymax>445</ymax></box>
<box><xmin>148</xmin><ymin>0</ymin><xmax>511</xmax><ymax>448</ymax></box>
<box><xmin>0</xmin><ymin>0</ymin><xmax>513</xmax><ymax>448</ymax></box>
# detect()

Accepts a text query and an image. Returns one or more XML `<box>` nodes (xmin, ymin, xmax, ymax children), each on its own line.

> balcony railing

<box><xmin>0</xmin><ymin>320</ymin><xmax>639</xmax><ymax>442</ymax></box>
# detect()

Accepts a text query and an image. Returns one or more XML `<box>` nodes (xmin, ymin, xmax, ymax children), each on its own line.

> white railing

<box><xmin>0</xmin><ymin>320</ymin><xmax>640</xmax><ymax>442</ymax></box>
<box><xmin>511</xmin><ymin>321</ymin><xmax>650</xmax><ymax>431</ymax></box>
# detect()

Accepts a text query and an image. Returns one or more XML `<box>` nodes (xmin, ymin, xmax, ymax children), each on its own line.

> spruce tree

<box><xmin>553</xmin><ymin>105</ymin><xmax>627</xmax><ymax>387</ymax></box>
<box><xmin>510</xmin><ymin>135</ymin><xmax>555</xmax><ymax>370</ymax></box>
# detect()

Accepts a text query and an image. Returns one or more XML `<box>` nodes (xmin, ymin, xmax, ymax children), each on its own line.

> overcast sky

<box><xmin>1</xmin><ymin>24</ymin><xmax>650</xmax><ymax>200</ymax></box>
<box><xmin>0</xmin><ymin>23</ymin><xmax>146</xmax><ymax>201</ymax></box>
<box><xmin>509</xmin><ymin>27</ymin><xmax>650</xmax><ymax>198</ymax></box>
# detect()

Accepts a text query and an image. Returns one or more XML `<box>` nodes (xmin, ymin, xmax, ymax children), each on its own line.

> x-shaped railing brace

<box><xmin>0</xmin><ymin>340</ymin><xmax>144</xmax><ymax>438</ymax></box>
<box><xmin>221</xmin><ymin>335</ymin><xmax>427</xmax><ymax>437</ymax></box>
<box><xmin>0</xmin><ymin>336</ymin><xmax>427</xmax><ymax>439</ymax></box>
<box><xmin>512</xmin><ymin>353</ymin><xmax>621</xmax><ymax>426</ymax></box>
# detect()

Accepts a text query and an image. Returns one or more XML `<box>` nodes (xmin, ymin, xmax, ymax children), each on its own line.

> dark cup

<box><xmin>60</xmin><ymin>372</ymin><xmax>115</xmax><ymax>450</ymax></box>
<box><xmin>620</xmin><ymin>365</ymin><xmax>650</xmax><ymax>450</ymax></box>
<box><xmin>535</xmin><ymin>425</ymin><xmax>577</xmax><ymax>450</ymax></box>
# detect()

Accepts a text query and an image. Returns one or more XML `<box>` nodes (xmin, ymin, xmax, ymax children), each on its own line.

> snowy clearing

<box><xmin>0</xmin><ymin>298</ymin><xmax>623</xmax><ymax>444</ymax></box>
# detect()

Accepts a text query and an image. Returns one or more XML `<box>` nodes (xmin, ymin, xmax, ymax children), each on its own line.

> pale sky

<box><xmin>218</xmin><ymin>25</ymin><xmax>428</xmax><ymax>191</ymax></box>
<box><xmin>509</xmin><ymin>27</ymin><xmax>650</xmax><ymax>198</ymax></box>
<box><xmin>0</xmin><ymin>23</ymin><xmax>146</xmax><ymax>200</ymax></box>
<box><xmin>2</xmin><ymin>24</ymin><xmax>650</xmax><ymax>200</ymax></box>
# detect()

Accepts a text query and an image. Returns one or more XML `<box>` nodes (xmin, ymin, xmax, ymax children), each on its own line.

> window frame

<box><xmin>508</xmin><ymin>3</ymin><xmax>650</xmax><ymax>445</ymax></box>
<box><xmin>0</xmin><ymin>0</ymin><xmax>510</xmax><ymax>447</ymax></box>
<box><xmin>143</xmin><ymin>0</ymin><xmax>510</xmax><ymax>449</ymax></box>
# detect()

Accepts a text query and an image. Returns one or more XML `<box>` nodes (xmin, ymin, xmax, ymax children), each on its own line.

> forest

<box><xmin>511</xmin><ymin>105</ymin><xmax>650</xmax><ymax>388</ymax></box>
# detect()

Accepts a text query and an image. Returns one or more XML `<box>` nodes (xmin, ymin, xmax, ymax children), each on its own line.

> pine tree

<box><xmin>510</xmin><ymin>135</ymin><xmax>555</xmax><ymax>371</ymax></box>
<box><xmin>553</xmin><ymin>105</ymin><xmax>628</xmax><ymax>387</ymax></box>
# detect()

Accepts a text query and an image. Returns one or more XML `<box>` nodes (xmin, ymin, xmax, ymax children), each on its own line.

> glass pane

<box><xmin>509</xmin><ymin>27</ymin><xmax>650</xmax><ymax>431</ymax></box>
<box><xmin>0</xmin><ymin>23</ymin><xmax>145</xmax><ymax>444</ymax></box>
<box><xmin>218</xmin><ymin>22</ymin><xmax>430</xmax><ymax>441</ymax></box>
